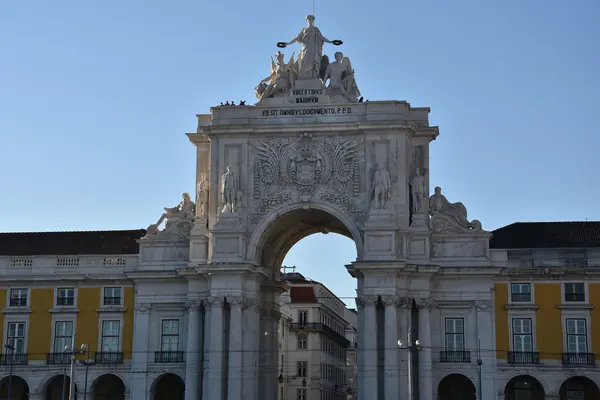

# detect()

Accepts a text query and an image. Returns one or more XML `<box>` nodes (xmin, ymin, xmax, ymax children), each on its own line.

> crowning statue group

<box><xmin>255</xmin><ymin>15</ymin><xmax>361</xmax><ymax>103</ymax></box>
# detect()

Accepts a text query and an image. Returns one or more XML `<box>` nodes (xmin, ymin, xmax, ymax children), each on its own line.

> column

<box><xmin>202</xmin><ymin>297</ymin><xmax>225</xmax><ymax>400</ymax></box>
<box><xmin>397</xmin><ymin>299</ymin><xmax>410</xmax><ymax>400</ymax></box>
<box><xmin>242</xmin><ymin>298</ymin><xmax>260</xmax><ymax>399</ymax></box>
<box><xmin>357</xmin><ymin>295</ymin><xmax>378</xmax><ymax>400</ymax></box>
<box><xmin>382</xmin><ymin>296</ymin><xmax>399</xmax><ymax>400</ymax></box>
<box><xmin>417</xmin><ymin>298</ymin><xmax>433</xmax><ymax>400</ymax></box>
<box><xmin>258</xmin><ymin>307</ymin><xmax>279</xmax><ymax>400</ymax></box>
<box><xmin>227</xmin><ymin>297</ymin><xmax>244</xmax><ymax>400</ymax></box>
<box><xmin>475</xmin><ymin>300</ymin><xmax>495</xmax><ymax>400</ymax></box>
<box><xmin>185</xmin><ymin>301</ymin><xmax>202</xmax><ymax>400</ymax></box>
<box><xmin>130</xmin><ymin>303</ymin><xmax>151</xmax><ymax>400</ymax></box>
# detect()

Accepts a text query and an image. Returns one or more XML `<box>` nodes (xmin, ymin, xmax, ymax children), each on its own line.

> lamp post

<box><xmin>398</xmin><ymin>331</ymin><xmax>421</xmax><ymax>400</ymax></box>
<box><xmin>4</xmin><ymin>344</ymin><xmax>15</xmax><ymax>400</ymax></box>
<box><xmin>79</xmin><ymin>343</ymin><xmax>96</xmax><ymax>400</ymax></box>
<box><xmin>62</xmin><ymin>338</ymin><xmax>87</xmax><ymax>400</ymax></box>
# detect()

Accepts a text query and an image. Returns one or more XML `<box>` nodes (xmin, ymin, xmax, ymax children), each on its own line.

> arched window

<box><xmin>298</xmin><ymin>333</ymin><xmax>308</xmax><ymax>349</ymax></box>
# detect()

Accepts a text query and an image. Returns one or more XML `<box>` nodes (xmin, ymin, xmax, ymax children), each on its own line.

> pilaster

<box><xmin>202</xmin><ymin>296</ymin><xmax>225</xmax><ymax>400</ymax></box>
<box><xmin>185</xmin><ymin>301</ymin><xmax>203</xmax><ymax>400</ymax></box>
<box><xmin>356</xmin><ymin>295</ymin><xmax>378</xmax><ymax>400</ymax></box>
<box><xmin>130</xmin><ymin>303</ymin><xmax>151</xmax><ymax>400</ymax></box>
<box><xmin>475</xmin><ymin>300</ymin><xmax>495</xmax><ymax>400</ymax></box>
<box><xmin>227</xmin><ymin>297</ymin><xmax>245</xmax><ymax>400</ymax></box>
<box><xmin>381</xmin><ymin>295</ymin><xmax>399</xmax><ymax>400</ymax></box>
<box><xmin>417</xmin><ymin>298</ymin><xmax>433</xmax><ymax>400</ymax></box>
<box><xmin>242</xmin><ymin>297</ymin><xmax>261</xmax><ymax>400</ymax></box>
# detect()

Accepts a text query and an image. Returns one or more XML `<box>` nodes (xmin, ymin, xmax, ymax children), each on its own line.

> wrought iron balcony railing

<box><xmin>154</xmin><ymin>351</ymin><xmax>184</xmax><ymax>363</ymax></box>
<box><xmin>439</xmin><ymin>350</ymin><xmax>471</xmax><ymax>363</ymax></box>
<box><xmin>94</xmin><ymin>352</ymin><xmax>124</xmax><ymax>365</ymax></box>
<box><xmin>46</xmin><ymin>353</ymin><xmax>71</xmax><ymax>365</ymax></box>
<box><xmin>290</xmin><ymin>323</ymin><xmax>351</xmax><ymax>347</ymax></box>
<box><xmin>562</xmin><ymin>352</ymin><xmax>595</xmax><ymax>366</ymax></box>
<box><xmin>507</xmin><ymin>351</ymin><xmax>540</xmax><ymax>364</ymax></box>
<box><xmin>0</xmin><ymin>353</ymin><xmax>28</xmax><ymax>365</ymax></box>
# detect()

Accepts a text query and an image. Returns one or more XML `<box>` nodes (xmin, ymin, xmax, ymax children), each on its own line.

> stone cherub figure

<box><xmin>255</xmin><ymin>51</ymin><xmax>297</xmax><ymax>100</ymax></box>
<box><xmin>221</xmin><ymin>166</ymin><xmax>239</xmax><ymax>213</ymax></box>
<box><xmin>371</xmin><ymin>163</ymin><xmax>391</xmax><ymax>210</ymax></box>
<box><xmin>146</xmin><ymin>193</ymin><xmax>195</xmax><ymax>235</ymax></box>
<box><xmin>429</xmin><ymin>186</ymin><xmax>481</xmax><ymax>231</ymax></box>
<box><xmin>323</xmin><ymin>51</ymin><xmax>360</xmax><ymax>102</ymax></box>
<box><xmin>196</xmin><ymin>172</ymin><xmax>209</xmax><ymax>218</ymax></box>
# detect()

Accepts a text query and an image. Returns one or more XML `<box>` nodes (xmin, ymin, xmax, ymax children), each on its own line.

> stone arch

<box><xmin>150</xmin><ymin>373</ymin><xmax>185</xmax><ymax>400</ymax></box>
<box><xmin>0</xmin><ymin>375</ymin><xmax>30</xmax><ymax>400</ymax></box>
<box><xmin>437</xmin><ymin>373</ymin><xmax>476</xmax><ymax>400</ymax></box>
<box><xmin>559</xmin><ymin>376</ymin><xmax>600</xmax><ymax>400</ymax></box>
<box><xmin>246</xmin><ymin>202</ymin><xmax>364</xmax><ymax>269</ymax></box>
<box><xmin>91</xmin><ymin>373</ymin><xmax>126</xmax><ymax>400</ymax></box>
<box><xmin>504</xmin><ymin>375</ymin><xmax>545</xmax><ymax>400</ymax></box>
<box><xmin>42</xmin><ymin>374</ymin><xmax>78</xmax><ymax>400</ymax></box>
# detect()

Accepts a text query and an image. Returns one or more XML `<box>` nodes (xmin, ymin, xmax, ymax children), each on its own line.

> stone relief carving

<box><xmin>243</xmin><ymin>298</ymin><xmax>262</xmax><ymax>309</ymax></box>
<box><xmin>371</xmin><ymin>163</ymin><xmax>391</xmax><ymax>210</ymax></box>
<box><xmin>381</xmin><ymin>295</ymin><xmax>400</xmax><ymax>307</ymax></box>
<box><xmin>399</xmin><ymin>297</ymin><xmax>412</xmax><ymax>309</ymax></box>
<box><xmin>204</xmin><ymin>297</ymin><xmax>225</xmax><ymax>308</ymax></box>
<box><xmin>323</xmin><ymin>52</ymin><xmax>360</xmax><ymax>102</ymax></box>
<box><xmin>227</xmin><ymin>297</ymin><xmax>245</xmax><ymax>308</ymax></box>
<box><xmin>475</xmin><ymin>300</ymin><xmax>492</xmax><ymax>312</ymax></box>
<box><xmin>251</xmin><ymin>133</ymin><xmax>363</xmax><ymax>219</ymax></box>
<box><xmin>429</xmin><ymin>186</ymin><xmax>482</xmax><ymax>234</ymax></box>
<box><xmin>196</xmin><ymin>172</ymin><xmax>209</xmax><ymax>218</ymax></box>
<box><xmin>186</xmin><ymin>301</ymin><xmax>203</xmax><ymax>311</ymax></box>
<box><xmin>410</xmin><ymin>168</ymin><xmax>427</xmax><ymax>215</ymax></box>
<box><xmin>416</xmin><ymin>298</ymin><xmax>433</xmax><ymax>310</ymax></box>
<box><xmin>145</xmin><ymin>193</ymin><xmax>195</xmax><ymax>239</ymax></box>
<box><xmin>135</xmin><ymin>303</ymin><xmax>151</xmax><ymax>313</ymax></box>
<box><xmin>356</xmin><ymin>295</ymin><xmax>378</xmax><ymax>307</ymax></box>
<box><xmin>221</xmin><ymin>166</ymin><xmax>241</xmax><ymax>213</ymax></box>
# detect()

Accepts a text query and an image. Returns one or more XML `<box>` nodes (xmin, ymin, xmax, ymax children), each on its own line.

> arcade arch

<box><xmin>0</xmin><ymin>375</ymin><xmax>29</xmax><ymax>400</ymax></box>
<box><xmin>437</xmin><ymin>373</ymin><xmax>476</xmax><ymax>400</ymax></box>
<box><xmin>151</xmin><ymin>373</ymin><xmax>185</xmax><ymax>400</ymax></box>
<box><xmin>559</xmin><ymin>376</ymin><xmax>600</xmax><ymax>400</ymax></box>
<box><xmin>44</xmin><ymin>374</ymin><xmax>77</xmax><ymax>400</ymax></box>
<box><xmin>504</xmin><ymin>375</ymin><xmax>545</xmax><ymax>400</ymax></box>
<box><xmin>92</xmin><ymin>374</ymin><xmax>126</xmax><ymax>400</ymax></box>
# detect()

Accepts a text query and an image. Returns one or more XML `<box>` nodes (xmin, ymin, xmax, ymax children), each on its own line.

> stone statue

<box><xmin>221</xmin><ymin>166</ymin><xmax>238</xmax><ymax>213</ymax></box>
<box><xmin>196</xmin><ymin>172</ymin><xmax>209</xmax><ymax>218</ymax></box>
<box><xmin>277</xmin><ymin>15</ymin><xmax>341</xmax><ymax>80</ymax></box>
<box><xmin>410</xmin><ymin>168</ymin><xmax>426</xmax><ymax>214</ymax></box>
<box><xmin>146</xmin><ymin>193</ymin><xmax>195</xmax><ymax>237</ymax></box>
<box><xmin>323</xmin><ymin>52</ymin><xmax>360</xmax><ymax>102</ymax></box>
<box><xmin>429</xmin><ymin>186</ymin><xmax>482</xmax><ymax>232</ymax></box>
<box><xmin>371</xmin><ymin>163</ymin><xmax>391</xmax><ymax>210</ymax></box>
<box><xmin>255</xmin><ymin>51</ymin><xmax>297</xmax><ymax>101</ymax></box>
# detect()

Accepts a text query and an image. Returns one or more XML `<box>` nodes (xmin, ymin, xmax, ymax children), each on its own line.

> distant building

<box><xmin>278</xmin><ymin>271</ymin><xmax>355</xmax><ymax>400</ymax></box>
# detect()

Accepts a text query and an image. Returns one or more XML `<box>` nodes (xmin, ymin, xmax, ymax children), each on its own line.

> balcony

<box><xmin>562</xmin><ymin>352</ymin><xmax>595</xmax><ymax>366</ymax></box>
<box><xmin>46</xmin><ymin>353</ymin><xmax>71</xmax><ymax>365</ymax></box>
<box><xmin>508</xmin><ymin>351</ymin><xmax>540</xmax><ymax>365</ymax></box>
<box><xmin>154</xmin><ymin>351</ymin><xmax>184</xmax><ymax>363</ymax></box>
<box><xmin>94</xmin><ymin>352</ymin><xmax>124</xmax><ymax>365</ymax></box>
<box><xmin>439</xmin><ymin>350</ymin><xmax>470</xmax><ymax>363</ymax></box>
<box><xmin>290</xmin><ymin>323</ymin><xmax>351</xmax><ymax>347</ymax></box>
<box><xmin>0</xmin><ymin>353</ymin><xmax>28</xmax><ymax>365</ymax></box>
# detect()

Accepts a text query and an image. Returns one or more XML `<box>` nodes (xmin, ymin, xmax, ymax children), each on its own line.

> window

<box><xmin>298</xmin><ymin>310</ymin><xmax>308</xmax><ymax>325</ymax></box>
<box><xmin>298</xmin><ymin>333</ymin><xmax>308</xmax><ymax>349</ymax></box>
<box><xmin>101</xmin><ymin>321</ymin><xmax>120</xmax><ymax>352</ymax></box>
<box><xmin>566</xmin><ymin>319</ymin><xmax>587</xmax><ymax>353</ymax></box>
<box><xmin>53</xmin><ymin>321</ymin><xmax>73</xmax><ymax>352</ymax></box>
<box><xmin>161</xmin><ymin>320</ymin><xmax>180</xmax><ymax>351</ymax></box>
<box><xmin>564</xmin><ymin>283</ymin><xmax>585</xmax><ymax>302</ymax></box>
<box><xmin>444</xmin><ymin>318</ymin><xmax>464</xmax><ymax>350</ymax></box>
<box><xmin>297</xmin><ymin>389</ymin><xmax>307</xmax><ymax>400</ymax></box>
<box><xmin>56</xmin><ymin>288</ymin><xmax>75</xmax><ymax>306</ymax></box>
<box><xmin>512</xmin><ymin>318</ymin><xmax>533</xmax><ymax>352</ymax></box>
<box><xmin>510</xmin><ymin>283</ymin><xmax>531</xmax><ymax>302</ymax></box>
<box><xmin>297</xmin><ymin>361</ymin><xmax>307</xmax><ymax>377</ymax></box>
<box><xmin>9</xmin><ymin>289</ymin><xmax>27</xmax><ymax>307</ymax></box>
<box><xmin>6</xmin><ymin>322</ymin><xmax>26</xmax><ymax>353</ymax></box>
<box><xmin>103</xmin><ymin>287</ymin><xmax>122</xmax><ymax>306</ymax></box>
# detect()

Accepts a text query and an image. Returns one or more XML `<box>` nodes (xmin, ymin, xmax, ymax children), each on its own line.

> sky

<box><xmin>1</xmin><ymin>0</ymin><xmax>599</xmax><ymax>306</ymax></box>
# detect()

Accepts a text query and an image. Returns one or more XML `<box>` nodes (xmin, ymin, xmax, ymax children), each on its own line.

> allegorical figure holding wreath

<box><xmin>277</xmin><ymin>15</ymin><xmax>342</xmax><ymax>80</ymax></box>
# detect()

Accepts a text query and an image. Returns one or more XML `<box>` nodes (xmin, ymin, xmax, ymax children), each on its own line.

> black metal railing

<box><xmin>439</xmin><ymin>350</ymin><xmax>471</xmax><ymax>363</ymax></box>
<box><xmin>0</xmin><ymin>353</ymin><xmax>28</xmax><ymax>365</ymax></box>
<box><xmin>103</xmin><ymin>296</ymin><xmax>122</xmax><ymax>306</ymax></box>
<box><xmin>290</xmin><ymin>323</ymin><xmax>351</xmax><ymax>347</ymax></box>
<box><xmin>154</xmin><ymin>351</ymin><xmax>184</xmax><ymax>363</ymax></box>
<box><xmin>46</xmin><ymin>352</ymin><xmax>71</xmax><ymax>365</ymax></box>
<box><xmin>94</xmin><ymin>352</ymin><xmax>124</xmax><ymax>364</ymax></box>
<box><xmin>507</xmin><ymin>351</ymin><xmax>540</xmax><ymax>364</ymax></box>
<box><xmin>562</xmin><ymin>352</ymin><xmax>595</xmax><ymax>366</ymax></box>
<box><xmin>9</xmin><ymin>298</ymin><xmax>27</xmax><ymax>307</ymax></box>
<box><xmin>56</xmin><ymin>297</ymin><xmax>75</xmax><ymax>306</ymax></box>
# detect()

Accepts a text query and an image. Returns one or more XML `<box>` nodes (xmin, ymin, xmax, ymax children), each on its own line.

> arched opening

<box><xmin>152</xmin><ymin>373</ymin><xmax>184</xmax><ymax>400</ymax></box>
<box><xmin>92</xmin><ymin>374</ymin><xmax>126</xmax><ymax>400</ymax></box>
<box><xmin>437</xmin><ymin>373</ymin><xmax>476</xmax><ymax>400</ymax></box>
<box><xmin>0</xmin><ymin>375</ymin><xmax>30</xmax><ymax>400</ymax></box>
<box><xmin>504</xmin><ymin>375</ymin><xmax>545</xmax><ymax>400</ymax></box>
<box><xmin>560</xmin><ymin>376</ymin><xmax>600</xmax><ymax>400</ymax></box>
<box><xmin>45</xmin><ymin>374</ymin><xmax>77</xmax><ymax>400</ymax></box>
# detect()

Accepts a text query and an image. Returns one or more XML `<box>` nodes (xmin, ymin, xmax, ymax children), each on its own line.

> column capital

<box><xmin>135</xmin><ymin>303</ymin><xmax>151</xmax><ymax>313</ymax></box>
<box><xmin>356</xmin><ymin>295</ymin><xmax>378</xmax><ymax>307</ymax></box>
<box><xmin>243</xmin><ymin>297</ymin><xmax>261</xmax><ymax>309</ymax></box>
<box><xmin>399</xmin><ymin>297</ymin><xmax>413</xmax><ymax>309</ymax></box>
<box><xmin>204</xmin><ymin>296</ymin><xmax>225</xmax><ymax>309</ymax></box>
<box><xmin>381</xmin><ymin>295</ymin><xmax>400</xmax><ymax>307</ymax></box>
<box><xmin>228</xmin><ymin>297</ymin><xmax>245</xmax><ymax>308</ymax></box>
<box><xmin>475</xmin><ymin>300</ymin><xmax>492</xmax><ymax>311</ymax></box>
<box><xmin>416</xmin><ymin>297</ymin><xmax>433</xmax><ymax>310</ymax></box>
<box><xmin>186</xmin><ymin>300</ymin><xmax>203</xmax><ymax>311</ymax></box>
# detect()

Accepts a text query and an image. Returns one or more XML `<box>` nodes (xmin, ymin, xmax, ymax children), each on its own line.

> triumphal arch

<box><xmin>137</xmin><ymin>15</ymin><xmax>499</xmax><ymax>400</ymax></box>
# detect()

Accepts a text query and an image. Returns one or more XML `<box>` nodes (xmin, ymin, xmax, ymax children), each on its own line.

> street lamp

<box><xmin>61</xmin><ymin>341</ymin><xmax>87</xmax><ymax>400</ymax></box>
<box><xmin>79</xmin><ymin>343</ymin><xmax>96</xmax><ymax>400</ymax></box>
<box><xmin>4</xmin><ymin>344</ymin><xmax>15</xmax><ymax>400</ymax></box>
<box><xmin>398</xmin><ymin>331</ymin><xmax>421</xmax><ymax>400</ymax></box>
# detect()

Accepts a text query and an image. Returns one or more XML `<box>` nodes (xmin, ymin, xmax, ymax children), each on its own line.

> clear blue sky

<box><xmin>2</xmin><ymin>0</ymin><xmax>599</xmax><ymax>305</ymax></box>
